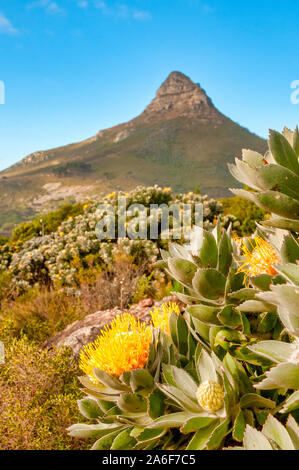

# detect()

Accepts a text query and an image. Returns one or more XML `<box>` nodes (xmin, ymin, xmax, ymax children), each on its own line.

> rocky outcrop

<box><xmin>43</xmin><ymin>296</ymin><xmax>182</xmax><ymax>358</ymax></box>
<box><xmin>137</xmin><ymin>71</ymin><xmax>224</xmax><ymax>123</ymax></box>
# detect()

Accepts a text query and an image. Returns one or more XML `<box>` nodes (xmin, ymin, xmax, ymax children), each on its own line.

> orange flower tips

<box><xmin>150</xmin><ymin>301</ymin><xmax>180</xmax><ymax>335</ymax></box>
<box><xmin>237</xmin><ymin>236</ymin><xmax>279</xmax><ymax>286</ymax></box>
<box><xmin>79</xmin><ymin>313</ymin><xmax>152</xmax><ymax>380</ymax></box>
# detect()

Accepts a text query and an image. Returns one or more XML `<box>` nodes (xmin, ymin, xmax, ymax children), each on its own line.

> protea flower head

<box><xmin>237</xmin><ymin>236</ymin><xmax>279</xmax><ymax>286</ymax></box>
<box><xmin>79</xmin><ymin>313</ymin><xmax>152</xmax><ymax>379</ymax></box>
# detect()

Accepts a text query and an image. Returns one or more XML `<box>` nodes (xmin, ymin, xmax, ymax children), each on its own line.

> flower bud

<box><xmin>196</xmin><ymin>380</ymin><xmax>224</xmax><ymax>412</ymax></box>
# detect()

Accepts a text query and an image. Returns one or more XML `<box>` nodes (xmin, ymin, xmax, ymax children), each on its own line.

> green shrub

<box><xmin>0</xmin><ymin>236</ymin><xmax>9</xmax><ymax>246</ymax></box>
<box><xmin>12</xmin><ymin>202</ymin><xmax>86</xmax><ymax>243</ymax></box>
<box><xmin>130</xmin><ymin>273</ymin><xmax>155</xmax><ymax>304</ymax></box>
<box><xmin>52</xmin><ymin>162</ymin><xmax>92</xmax><ymax>177</ymax></box>
<box><xmin>220</xmin><ymin>196</ymin><xmax>268</xmax><ymax>235</ymax></box>
<box><xmin>0</xmin><ymin>288</ymin><xmax>84</xmax><ymax>344</ymax></box>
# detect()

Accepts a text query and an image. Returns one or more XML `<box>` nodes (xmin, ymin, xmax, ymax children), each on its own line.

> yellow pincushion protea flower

<box><xmin>150</xmin><ymin>301</ymin><xmax>180</xmax><ymax>335</ymax></box>
<box><xmin>237</xmin><ymin>236</ymin><xmax>279</xmax><ymax>286</ymax></box>
<box><xmin>79</xmin><ymin>313</ymin><xmax>152</xmax><ymax>379</ymax></box>
<box><xmin>196</xmin><ymin>380</ymin><xmax>224</xmax><ymax>412</ymax></box>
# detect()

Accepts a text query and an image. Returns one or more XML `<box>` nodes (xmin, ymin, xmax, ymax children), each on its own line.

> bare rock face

<box><xmin>43</xmin><ymin>296</ymin><xmax>181</xmax><ymax>358</ymax></box>
<box><xmin>137</xmin><ymin>71</ymin><xmax>224</xmax><ymax>123</ymax></box>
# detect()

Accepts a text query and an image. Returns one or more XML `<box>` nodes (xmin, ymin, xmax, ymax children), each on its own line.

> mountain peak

<box><xmin>137</xmin><ymin>71</ymin><xmax>223</xmax><ymax>123</ymax></box>
<box><xmin>157</xmin><ymin>71</ymin><xmax>198</xmax><ymax>96</ymax></box>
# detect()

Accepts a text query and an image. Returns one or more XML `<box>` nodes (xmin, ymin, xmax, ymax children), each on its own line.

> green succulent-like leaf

<box><xmin>186</xmin><ymin>304</ymin><xmax>221</xmax><ymax>326</ymax></box>
<box><xmin>278</xmin><ymin>307</ymin><xmax>299</xmax><ymax>337</ymax></box>
<box><xmin>206</xmin><ymin>418</ymin><xmax>230</xmax><ymax>450</ymax></box>
<box><xmin>167</xmin><ymin>257</ymin><xmax>197</xmax><ymax>287</ymax></box>
<box><xmin>276</xmin><ymin>263</ymin><xmax>299</xmax><ymax>286</ymax></box>
<box><xmin>217</xmin><ymin>231</ymin><xmax>232</xmax><ymax>276</ymax></box>
<box><xmin>258</xmin><ymin>285</ymin><xmax>299</xmax><ymax>317</ymax></box>
<box><xmin>68</xmin><ymin>422</ymin><xmax>123</xmax><ymax>439</ymax></box>
<box><xmin>91</xmin><ymin>429</ymin><xmax>123</xmax><ymax>450</ymax></box>
<box><xmin>199</xmin><ymin>231</ymin><xmax>218</xmax><ymax>268</ymax></box>
<box><xmin>242</xmin><ymin>149</ymin><xmax>265</xmax><ymax>167</ymax></box>
<box><xmin>169</xmin><ymin>242</ymin><xmax>193</xmax><ymax>261</ymax></box>
<box><xmin>250</xmin><ymin>274</ymin><xmax>273</xmax><ymax>291</ymax></box>
<box><xmin>250</xmin><ymin>340</ymin><xmax>295</xmax><ymax>365</ymax></box>
<box><xmin>293</xmin><ymin>126</ymin><xmax>299</xmax><ymax>156</ymax></box>
<box><xmin>93</xmin><ymin>369</ymin><xmax>129</xmax><ymax>392</ymax></box>
<box><xmin>239</xmin><ymin>393</ymin><xmax>276</xmax><ymax>410</ymax></box>
<box><xmin>158</xmin><ymin>384</ymin><xmax>199</xmax><ymax>413</ymax></box>
<box><xmin>168</xmin><ymin>365</ymin><xmax>198</xmax><ymax>396</ymax></box>
<box><xmin>281</xmin><ymin>234</ymin><xmax>299</xmax><ymax>264</ymax></box>
<box><xmin>78</xmin><ymin>375</ymin><xmax>118</xmax><ymax>397</ymax></box>
<box><xmin>231</xmin><ymin>189</ymin><xmax>299</xmax><ymax>220</ymax></box>
<box><xmin>255</xmin><ymin>362</ymin><xmax>299</xmax><ymax>391</ymax></box>
<box><xmin>232</xmin><ymin>408</ymin><xmax>246</xmax><ymax>442</ymax></box>
<box><xmin>186</xmin><ymin>420</ymin><xmax>220</xmax><ymax>450</ymax></box>
<box><xmin>111</xmin><ymin>427</ymin><xmax>137</xmax><ymax>450</ymax></box>
<box><xmin>176</xmin><ymin>314</ymin><xmax>189</xmax><ymax>356</ymax></box>
<box><xmin>196</xmin><ymin>349</ymin><xmax>218</xmax><ymax>383</ymax></box>
<box><xmin>262</xmin><ymin>217</ymin><xmax>299</xmax><ymax>232</ymax></box>
<box><xmin>222</xmin><ymin>353</ymin><xmax>241</xmax><ymax>395</ymax></box>
<box><xmin>269</xmin><ymin>129</ymin><xmax>299</xmax><ymax>175</ymax></box>
<box><xmin>234</xmin><ymin>346</ymin><xmax>274</xmax><ymax>367</ymax></box>
<box><xmin>263</xmin><ymin>414</ymin><xmax>295</xmax><ymax>450</ymax></box>
<box><xmin>254</xmin><ymin>164</ymin><xmax>299</xmax><ymax>200</ymax></box>
<box><xmin>228</xmin><ymin>288</ymin><xmax>259</xmax><ymax>301</ymax></box>
<box><xmin>257</xmin><ymin>312</ymin><xmax>278</xmax><ymax>333</ymax></box>
<box><xmin>148</xmin><ymin>411</ymin><xmax>192</xmax><ymax>429</ymax></box>
<box><xmin>191</xmin><ymin>317</ymin><xmax>211</xmax><ymax>342</ymax></box>
<box><xmin>214</xmin><ymin>329</ymin><xmax>246</xmax><ymax>350</ymax></box>
<box><xmin>237</xmin><ymin>299</ymin><xmax>276</xmax><ymax>313</ymax></box>
<box><xmin>285</xmin><ymin>415</ymin><xmax>299</xmax><ymax>450</ymax></box>
<box><xmin>181</xmin><ymin>416</ymin><xmax>216</xmax><ymax>434</ymax></box>
<box><xmin>243</xmin><ymin>425</ymin><xmax>273</xmax><ymax>450</ymax></box>
<box><xmin>255</xmin><ymin>191</ymin><xmax>299</xmax><ymax>220</ymax></box>
<box><xmin>226</xmin><ymin>269</ymin><xmax>245</xmax><ymax>294</ymax></box>
<box><xmin>130</xmin><ymin>369</ymin><xmax>154</xmax><ymax>394</ymax></box>
<box><xmin>280</xmin><ymin>391</ymin><xmax>299</xmax><ymax>414</ymax></box>
<box><xmin>192</xmin><ymin>268</ymin><xmax>226</xmax><ymax>300</ymax></box>
<box><xmin>242</xmin><ymin>409</ymin><xmax>255</xmax><ymax>427</ymax></box>
<box><xmin>78</xmin><ymin>397</ymin><xmax>103</xmax><ymax>419</ymax></box>
<box><xmin>217</xmin><ymin>305</ymin><xmax>242</xmax><ymax>328</ymax></box>
<box><xmin>136</xmin><ymin>427</ymin><xmax>166</xmax><ymax>443</ymax></box>
<box><xmin>147</xmin><ymin>390</ymin><xmax>165</xmax><ymax>420</ymax></box>
<box><xmin>117</xmin><ymin>393</ymin><xmax>147</xmax><ymax>413</ymax></box>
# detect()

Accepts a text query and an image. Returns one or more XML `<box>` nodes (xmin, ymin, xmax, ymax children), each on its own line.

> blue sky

<box><xmin>0</xmin><ymin>0</ymin><xmax>298</xmax><ymax>170</ymax></box>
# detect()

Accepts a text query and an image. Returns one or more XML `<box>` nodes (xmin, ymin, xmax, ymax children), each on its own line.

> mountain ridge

<box><xmin>0</xmin><ymin>71</ymin><xmax>267</xmax><ymax>232</ymax></box>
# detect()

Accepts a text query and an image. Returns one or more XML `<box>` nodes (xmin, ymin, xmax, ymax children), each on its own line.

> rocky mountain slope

<box><xmin>0</xmin><ymin>71</ymin><xmax>267</xmax><ymax>232</ymax></box>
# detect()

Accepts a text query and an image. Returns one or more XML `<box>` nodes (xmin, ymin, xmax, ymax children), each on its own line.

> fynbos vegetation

<box><xmin>1</xmin><ymin>128</ymin><xmax>298</xmax><ymax>450</ymax></box>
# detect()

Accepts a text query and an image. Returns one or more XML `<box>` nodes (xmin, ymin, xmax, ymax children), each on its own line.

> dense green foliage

<box><xmin>220</xmin><ymin>196</ymin><xmax>268</xmax><ymax>235</ymax></box>
<box><xmin>12</xmin><ymin>202</ymin><xmax>86</xmax><ymax>243</ymax></box>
